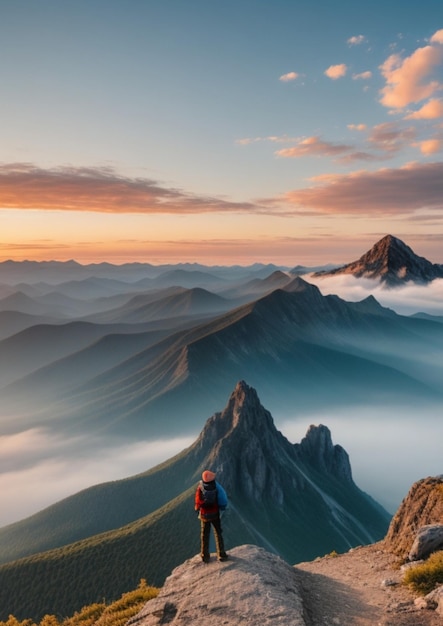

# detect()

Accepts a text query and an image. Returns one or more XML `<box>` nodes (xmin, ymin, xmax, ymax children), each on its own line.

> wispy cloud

<box><xmin>352</xmin><ymin>70</ymin><xmax>372</xmax><ymax>80</ymax></box>
<box><xmin>0</xmin><ymin>164</ymin><xmax>259</xmax><ymax>215</ymax></box>
<box><xmin>241</xmin><ymin>119</ymin><xmax>427</xmax><ymax>165</ymax></box>
<box><xmin>348</xmin><ymin>124</ymin><xmax>367</xmax><ymax>131</ymax></box>
<box><xmin>324</xmin><ymin>63</ymin><xmax>348</xmax><ymax>79</ymax></box>
<box><xmin>275</xmin><ymin>136</ymin><xmax>353</xmax><ymax>158</ymax></box>
<box><xmin>279</xmin><ymin>71</ymin><xmax>299</xmax><ymax>82</ymax></box>
<box><xmin>347</xmin><ymin>35</ymin><xmax>366</xmax><ymax>46</ymax></box>
<box><xmin>281</xmin><ymin>161</ymin><xmax>443</xmax><ymax>216</ymax></box>
<box><xmin>367</xmin><ymin>122</ymin><xmax>416</xmax><ymax>155</ymax></box>
<box><xmin>236</xmin><ymin>135</ymin><xmax>299</xmax><ymax>145</ymax></box>
<box><xmin>379</xmin><ymin>30</ymin><xmax>443</xmax><ymax>109</ymax></box>
<box><xmin>0</xmin><ymin>428</ymin><xmax>194</xmax><ymax>526</ymax></box>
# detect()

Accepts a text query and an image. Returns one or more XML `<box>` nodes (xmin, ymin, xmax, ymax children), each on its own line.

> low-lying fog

<box><xmin>1</xmin><ymin>401</ymin><xmax>441</xmax><ymax>527</ymax></box>
<box><xmin>0</xmin><ymin>274</ymin><xmax>442</xmax><ymax>528</ymax></box>
<box><xmin>279</xmin><ymin>403</ymin><xmax>443</xmax><ymax>515</ymax></box>
<box><xmin>309</xmin><ymin>274</ymin><xmax>443</xmax><ymax>317</ymax></box>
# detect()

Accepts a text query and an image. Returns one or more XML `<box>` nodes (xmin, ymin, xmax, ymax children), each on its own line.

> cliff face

<box><xmin>383</xmin><ymin>475</ymin><xmax>443</xmax><ymax>557</ymax></box>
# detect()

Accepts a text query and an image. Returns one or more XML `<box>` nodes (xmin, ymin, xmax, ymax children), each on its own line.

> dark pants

<box><xmin>200</xmin><ymin>515</ymin><xmax>226</xmax><ymax>559</ymax></box>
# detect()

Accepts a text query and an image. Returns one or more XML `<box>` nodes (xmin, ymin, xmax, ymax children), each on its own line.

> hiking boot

<box><xmin>218</xmin><ymin>553</ymin><xmax>228</xmax><ymax>562</ymax></box>
<box><xmin>201</xmin><ymin>555</ymin><xmax>210</xmax><ymax>563</ymax></box>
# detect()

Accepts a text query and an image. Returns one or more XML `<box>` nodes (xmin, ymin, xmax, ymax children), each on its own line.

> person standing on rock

<box><xmin>195</xmin><ymin>470</ymin><xmax>229</xmax><ymax>563</ymax></box>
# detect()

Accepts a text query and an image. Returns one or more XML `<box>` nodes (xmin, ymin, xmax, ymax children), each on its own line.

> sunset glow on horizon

<box><xmin>1</xmin><ymin>2</ymin><xmax>443</xmax><ymax>266</ymax></box>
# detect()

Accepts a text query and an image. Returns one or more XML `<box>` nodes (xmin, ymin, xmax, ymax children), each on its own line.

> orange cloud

<box><xmin>0</xmin><ymin>164</ymin><xmax>258</xmax><ymax>215</ymax></box>
<box><xmin>430</xmin><ymin>29</ymin><xmax>443</xmax><ymax>45</ymax></box>
<box><xmin>324</xmin><ymin>64</ymin><xmax>347</xmax><ymax>79</ymax></box>
<box><xmin>279</xmin><ymin>71</ymin><xmax>299</xmax><ymax>82</ymax></box>
<box><xmin>281</xmin><ymin>161</ymin><xmax>443</xmax><ymax>215</ymax></box>
<box><xmin>418</xmin><ymin>139</ymin><xmax>442</xmax><ymax>155</ymax></box>
<box><xmin>405</xmin><ymin>98</ymin><xmax>443</xmax><ymax>119</ymax></box>
<box><xmin>379</xmin><ymin>44</ymin><xmax>443</xmax><ymax>108</ymax></box>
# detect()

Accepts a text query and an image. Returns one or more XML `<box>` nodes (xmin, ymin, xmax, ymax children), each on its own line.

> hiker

<box><xmin>195</xmin><ymin>469</ymin><xmax>229</xmax><ymax>563</ymax></box>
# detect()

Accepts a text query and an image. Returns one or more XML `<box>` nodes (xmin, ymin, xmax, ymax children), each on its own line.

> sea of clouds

<box><xmin>309</xmin><ymin>274</ymin><xmax>443</xmax><ymax>317</ymax></box>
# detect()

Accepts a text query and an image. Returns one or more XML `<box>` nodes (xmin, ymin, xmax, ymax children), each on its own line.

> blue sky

<box><xmin>1</xmin><ymin>0</ymin><xmax>443</xmax><ymax>264</ymax></box>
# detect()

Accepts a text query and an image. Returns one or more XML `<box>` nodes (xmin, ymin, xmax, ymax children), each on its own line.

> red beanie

<box><xmin>202</xmin><ymin>470</ymin><xmax>216</xmax><ymax>482</ymax></box>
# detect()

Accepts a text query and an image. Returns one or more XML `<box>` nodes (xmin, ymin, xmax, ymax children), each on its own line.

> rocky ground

<box><xmin>295</xmin><ymin>541</ymin><xmax>442</xmax><ymax>626</ymax></box>
<box><xmin>127</xmin><ymin>542</ymin><xmax>442</xmax><ymax>626</ymax></box>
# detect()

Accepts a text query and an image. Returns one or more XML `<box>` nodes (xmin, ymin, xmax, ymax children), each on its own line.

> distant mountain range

<box><xmin>1</xmin><ymin>272</ymin><xmax>443</xmax><ymax>442</ymax></box>
<box><xmin>314</xmin><ymin>234</ymin><xmax>443</xmax><ymax>286</ymax></box>
<box><xmin>0</xmin><ymin>381</ymin><xmax>390</xmax><ymax>620</ymax></box>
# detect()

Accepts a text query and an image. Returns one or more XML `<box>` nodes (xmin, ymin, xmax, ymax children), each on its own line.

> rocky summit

<box><xmin>314</xmin><ymin>234</ymin><xmax>443</xmax><ymax>286</ymax></box>
<box><xmin>127</xmin><ymin>545</ymin><xmax>305</xmax><ymax>626</ymax></box>
<box><xmin>128</xmin><ymin>475</ymin><xmax>443</xmax><ymax>626</ymax></box>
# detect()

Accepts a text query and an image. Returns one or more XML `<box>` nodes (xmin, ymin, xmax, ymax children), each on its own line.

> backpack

<box><xmin>200</xmin><ymin>481</ymin><xmax>218</xmax><ymax>508</ymax></box>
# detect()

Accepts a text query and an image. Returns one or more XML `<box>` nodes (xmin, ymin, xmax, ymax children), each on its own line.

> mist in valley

<box><xmin>310</xmin><ymin>274</ymin><xmax>443</xmax><ymax>317</ymax></box>
<box><xmin>278</xmin><ymin>402</ymin><xmax>443</xmax><ymax>515</ymax></box>
<box><xmin>0</xmin><ymin>263</ymin><xmax>442</xmax><ymax>528</ymax></box>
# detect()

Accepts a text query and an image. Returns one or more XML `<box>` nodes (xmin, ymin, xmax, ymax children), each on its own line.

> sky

<box><xmin>1</xmin><ymin>0</ymin><xmax>443</xmax><ymax>265</ymax></box>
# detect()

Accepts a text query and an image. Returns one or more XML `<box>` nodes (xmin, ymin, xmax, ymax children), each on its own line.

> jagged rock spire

<box><xmin>195</xmin><ymin>381</ymin><xmax>353</xmax><ymax>502</ymax></box>
<box><xmin>295</xmin><ymin>423</ymin><xmax>352</xmax><ymax>482</ymax></box>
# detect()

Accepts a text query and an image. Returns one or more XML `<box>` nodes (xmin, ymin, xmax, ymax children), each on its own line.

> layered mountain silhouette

<box><xmin>314</xmin><ymin>234</ymin><xmax>443</xmax><ymax>286</ymax></box>
<box><xmin>0</xmin><ymin>381</ymin><xmax>390</xmax><ymax>620</ymax></box>
<box><xmin>2</xmin><ymin>274</ymin><xmax>442</xmax><ymax>440</ymax></box>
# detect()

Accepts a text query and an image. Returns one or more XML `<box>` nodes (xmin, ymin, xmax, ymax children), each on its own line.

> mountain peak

<box><xmin>196</xmin><ymin>380</ymin><xmax>277</xmax><ymax>452</ymax></box>
<box><xmin>314</xmin><ymin>235</ymin><xmax>443</xmax><ymax>286</ymax></box>
<box><xmin>195</xmin><ymin>383</ymin><xmax>368</xmax><ymax>517</ymax></box>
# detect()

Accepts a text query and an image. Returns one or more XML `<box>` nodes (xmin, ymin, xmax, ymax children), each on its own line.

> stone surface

<box><xmin>409</xmin><ymin>524</ymin><xmax>443</xmax><ymax>561</ymax></box>
<box><xmin>384</xmin><ymin>476</ymin><xmax>443</xmax><ymax>558</ymax></box>
<box><xmin>127</xmin><ymin>544</ymin><xmax>305</xmax><ymax>626</ymax></box>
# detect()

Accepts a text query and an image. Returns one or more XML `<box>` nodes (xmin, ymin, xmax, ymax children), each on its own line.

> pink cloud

<box><xmin>379</xmin><ymin>44</ymin><xmax>443</xmax><ymax>108</ymax></box>
<box><xmin>367</xmin><ymin>122</ymin><xmax>416</xmax><ymax>154</ymax></box>
<box><xmin>281</xmin><ymin>161</ymin><xmax>443</xmax><ymax>215</ymax></box>
<box><xmin>0</xmin><ymin>163</ymin><xmax>258</xmax><ymax>215</ymax></box>
<box><xmin>324</xmin><ymin>64</ymin><xmax>347</xmax><ymax>79</ymax></box>
<box><xmin>279</xmin><ymin>71</ymin><xmax>299</xmax><ymax>82</ymax></box>
<box><xmin>405</xmin><ymin>98</ymin><xmax>443</xmax><ymax>119</ymax></box>
<box><xmin>276</xmin><ymin>136</ymin><xmax>353</xmax><ymax>158</ymax></box>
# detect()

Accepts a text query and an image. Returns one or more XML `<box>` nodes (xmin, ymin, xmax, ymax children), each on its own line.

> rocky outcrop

<box><xmin>384</xmin><ymin>476</ymin><xmax>443</xmax><ymax>558</ymax></box>
<box><xmin>409</xmin><ymin>524</ymin><xmax>443</xmax><ymax>561</ymax></box>
<box><xmin>314</xmin><ymin>234</ymin><xmax>443</xmax><ymax>286</ymax></box>
<box><xmin>294</xmin><ymin>423</ymin><xmax>353</xmax><ymax>482</ymax></box>
<box><xmin>127</xmin><ymin>545</ymin><xmax>305</xmax><ymax>626</ymax></box>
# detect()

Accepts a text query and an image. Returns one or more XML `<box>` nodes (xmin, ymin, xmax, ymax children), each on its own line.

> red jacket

<box><xmin>195</xmin><ymin>483</ymin><xmax>219</xmax><ymax>520</ymax></box>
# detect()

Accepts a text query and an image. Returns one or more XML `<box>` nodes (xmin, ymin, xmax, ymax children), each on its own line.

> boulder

<box><xmin>409</xmin><ymin>524</ymin><xmax>443</xmax><ymax>561</ymax></box>
<box><xmin>415</xmin><ymin>585</ymin><xmax>443</xmax><ymax>615</ymax></box>
<box><xmin>126</xmin><ymin>544</ymin><xmax>305</xmax><ymax>626</ymax></box>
